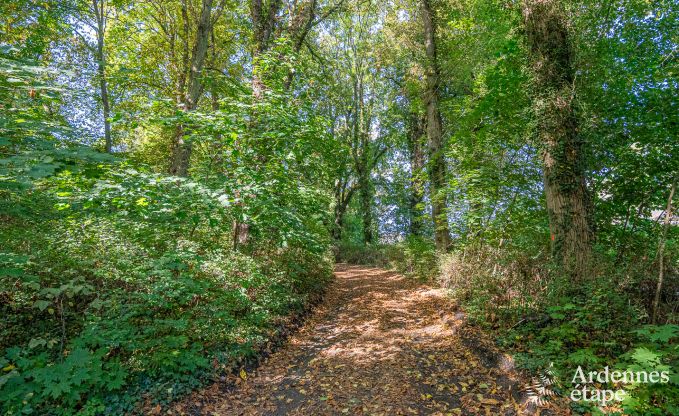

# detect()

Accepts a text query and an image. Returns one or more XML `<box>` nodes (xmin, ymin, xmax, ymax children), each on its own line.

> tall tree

<box><xmin>352</xmin><ymin>56</ymin><xmax>374</xmax><ymax>244</ymax></box>
<box><xmin>93</xmin><ymin>0</ymin><xmax>112</xmax><ymax>153</ymax></box>
<box><xmin>523</xmin><ymin>0</ymin><xmax>592</xmax><ymax>278</ymax></box>
<box><xmin>250</xmin><ymin>0</ymin><xmax>283</xmax><ymax>97</ymax></box>
<box><xmin>71</xmin><ymin>0</ymin><xmax>114</xmax><ymax>152</ymax></box>
<box><xmin>169</xmin><ymin>0</ymin><xmax>225</xmax><ymax>176</ymax></box>
<box><xmin>421</xmin><ymin>0</ymin><xmax>451</xmax><ymax>251</ymax></box>
<box><xmin>316</xmin><ymin>1</ymin><xmax>388</xmax><ymax>244</ymax></box>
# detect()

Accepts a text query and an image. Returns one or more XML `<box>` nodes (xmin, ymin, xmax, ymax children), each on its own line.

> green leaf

<box><xmin>28</xmin><ymin>338</ymin><xmax>47</xmax><ymax>349</ymax></box>
<box><xmin>33</xmin><ymin>300</ymin><xmax>50</xmax><ymax>311</ymax></box>
<box><xmin>635</xmin><ymin>325</ymin><xmax>679</xmax><ymax>343</ymax></box>
<box><xmin>66</xmin><ymin>348</ymin><xmax>90</xmax><ymax>367</ymax></box>
<box><xmin>631</xmin><ymin>347</ymin><xmax>661</xmax><ymax>367</ymax></box>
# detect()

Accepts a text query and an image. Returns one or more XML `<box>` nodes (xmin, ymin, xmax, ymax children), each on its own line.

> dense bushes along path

<box><xmin>170</xmin><ymin>265</ymin><xmax>546</xmax><ymax>415</ymax></box>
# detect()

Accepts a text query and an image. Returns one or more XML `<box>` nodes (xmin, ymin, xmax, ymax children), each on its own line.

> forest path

<box><xmin>172</xmin><ymin>265</ymin><xmax>525</xmax><ymax>415</ymax></box>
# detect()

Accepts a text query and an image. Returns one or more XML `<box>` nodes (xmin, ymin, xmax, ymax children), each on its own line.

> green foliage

<box><xmin>1</xmin><ymin>35</ymin><xmax>333</xmax><ymax>416</ymax></box>
<box><xmin>0</xmin><ymin>161</ymin><xmax>332</xmax><ymax>414</ymax></box>
<box><xmin>618</xmin><ymin>325</ymin><xmax>679</xmax><ymax>414</ymax></box>
<box><xmin>2</xmin><ymin>0</ymin><xmax>678</xmax><ymax>414</ymax></box>
<box><xmin>335</xmin><ymin>237</ymin><xmax>437</xmax><ymax>281</ymax></box>
<box><xmin>334</xmin><ymin>241</ymin><xmax>394</xmax><ymax>269</ymax></box>
<box><xmin>445</xmin><ymin>244</ymin><xmax>678</xmax><ymax>415</ymax></box>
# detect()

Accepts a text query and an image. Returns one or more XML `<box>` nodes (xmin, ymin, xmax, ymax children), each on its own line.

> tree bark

<box><xmin>284</xmin><ymin>0</ymin><xmax>318</xmax><ymax>90</ymax></box>
<box><xmin>185</xmin><ymin>0</ymin><xmax>213</xmax><ymax>110</ymax></box>
<box><xmin>421</xmin><ymin>0</ymin><xmax>451</xmax><ymax>251</ymax></box>
<box><xmin>523</xmin><ymin>0</ymin><xmax>592</xmax><ymax>278</ymax></box>
<box><xmin>169</xmin><ymin>0</ymin><xmax>215</xmax><ymax>176</ymax></box>
<box><xmin>93</xmin><ymin>0</ymin><xmax>112</xmax><ymax>153</ymax></box>
<box><xmin>652</xmin><ymin>178</ymin><xmax>676</xmax><ymax>324</ymax></box>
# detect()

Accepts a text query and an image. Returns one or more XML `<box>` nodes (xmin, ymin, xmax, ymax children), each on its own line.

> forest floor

<box><xmin>169</xmin><ymin>265</ymin><xmax>561</xmax><ymax>415</ymax></box>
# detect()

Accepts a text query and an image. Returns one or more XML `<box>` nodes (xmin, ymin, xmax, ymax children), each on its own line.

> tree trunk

<box><xmin>169</xmin><ymin>0</ymin><xmax>214</xmax><ymax>176</ymax></box>
<box><xmin>408</xmin><ymin>110</ymin><xmax>426</xmax><ymax>237</ymax></box>
<box><xmin>93</xmin><ymin>0</ymin><xmax>112</xmax><ymax>153</ymax></box>
<box><xmin>284</xmin><ymin>0</ymin><xmax>318</xmax><ymax>90</ymax></box>
<box><xmin>523</xmin><ymin>0</ymin><xmax>592</xmax><ymax>278</ymax></box>
<box><xmin>349</xmin><ymin>62</ymin><xmax>375</xmax><ymax>246</ymax></box>
<box><xmin>358</xmin><ymin>153</ymin><xmax>373</xmax><ymax>244</ymax></box>
<box><xmin>232</xmin><ymin>0</ymin><xmax>283</xmax><ymax>247</ymax></box>
<box><xmin>185</xmin><ymin>0</ymin><xmax>213</xmax><ymax>110</ymax></box>
<box><xmin>332</xmin><ymin>195</ymin><xmax>346</xmax><ymax>241</ymax></box>
<box><xmin>652</xmin><ymin>178</ymin><xmax>676</xmax><ymax>324</ymax></box>
<box><xmin>421</xmin><ymin>0</ymin><xmax>451</xmax><ymax>251</ymax></box>
<box><xmin>169</xmin><ymin>126</ymin><xmax>192</xmax><ymax>176</ymax></box>
<box><xmin>250</xmin><ymin>0</ymin><xmax>283</xmax><ymax>98</ymax></box>
<box><xmin>332</xmin><ymin>178</ymin><xmax>356</xmax><ymax>241</ymax></box>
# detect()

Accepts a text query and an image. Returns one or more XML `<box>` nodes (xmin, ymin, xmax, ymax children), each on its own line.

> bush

<box><xmin>438</xmin><ymin>242</ymin><xmax>550</xmax><ymax>325</ymax></box>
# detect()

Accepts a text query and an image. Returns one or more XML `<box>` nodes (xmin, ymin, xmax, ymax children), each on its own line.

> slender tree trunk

<box><xmin>408</xmin><ymin>111</ymin><xmax>426</xmax><ymax>237</ymax></box>
<box><xmin>421</xmin><ymin>0</ymin><xmax>451</xmax><ymax>251</ymax></box>
<box><xmin>93</xmin><ymin>0</ymin><xmax>112</xmax><ymax>153</ymax></box>
<box><xmin>350</xmin><ymin>64</ymin><xmax>375</xmax><ymax>245</ymax></box>
<box><xmin>185</xmin><ymin>0</ymin><xmax>213</xmax><ymax>110</ymax></box>
<box><xmin>97</xmin><ymin>47</ymin><xmax>112</xmax><ymax>153</ymax></box>
<box><xmin>652</xmin><ymin>178</ymin><xmax>676</xmax><ymax>323</ymax></box>
<box><xmin>523</xmin><ymin>0</ymin><xmax>592</xmax><ymax>278</ymax></box>
<box><xmin>169</xmin><ymin>0</ymin><xmax>214</xmax><ymax>176</ymax></box>
<box><xmin>332</xmin><ymin>193</ymin><xmax>346</xmax><ymax>241</ymax></box>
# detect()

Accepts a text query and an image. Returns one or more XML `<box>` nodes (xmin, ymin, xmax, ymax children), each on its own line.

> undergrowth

<box><xmin>335</xmin><ymin>236</ymin><xmax>439</xmax><ymax>281</ymax></box>
<box><xmin>0</xmin><ymin>165</ymin><xmax>332</xmax><ymax>415</ymax></box>
<box><xmin>442</xmin><ymin>242</ymin><xmax>679</xmax><ymax>415</ymax></box>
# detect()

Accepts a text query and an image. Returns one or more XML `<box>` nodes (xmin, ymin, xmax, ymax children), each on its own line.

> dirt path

<box><xmin>172</xmin><ymin>265</ymin><xmax>527</xmax><ymax>415</ymax></box>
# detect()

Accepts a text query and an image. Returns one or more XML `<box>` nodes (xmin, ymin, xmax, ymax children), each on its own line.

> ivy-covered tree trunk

<box><xmin>421</xmin><ymin>0</ymin><xmax>451</xmax><ymax>251</ymax></box>
<box><xmin>523</xmin><ymin>0</ymin><xmax>592</xmax><ymax>278</ymax></box>
<box><xmin>408</xmin><ymin>111</ymin><xmax>426</xmax><ymax>237</ymax></box>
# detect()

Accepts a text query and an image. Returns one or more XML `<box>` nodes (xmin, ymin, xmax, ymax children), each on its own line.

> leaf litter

<box><xmin>169</xmin><ymin>265</ymin><xmax>569</xmax><ymax>415</ymax></box>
